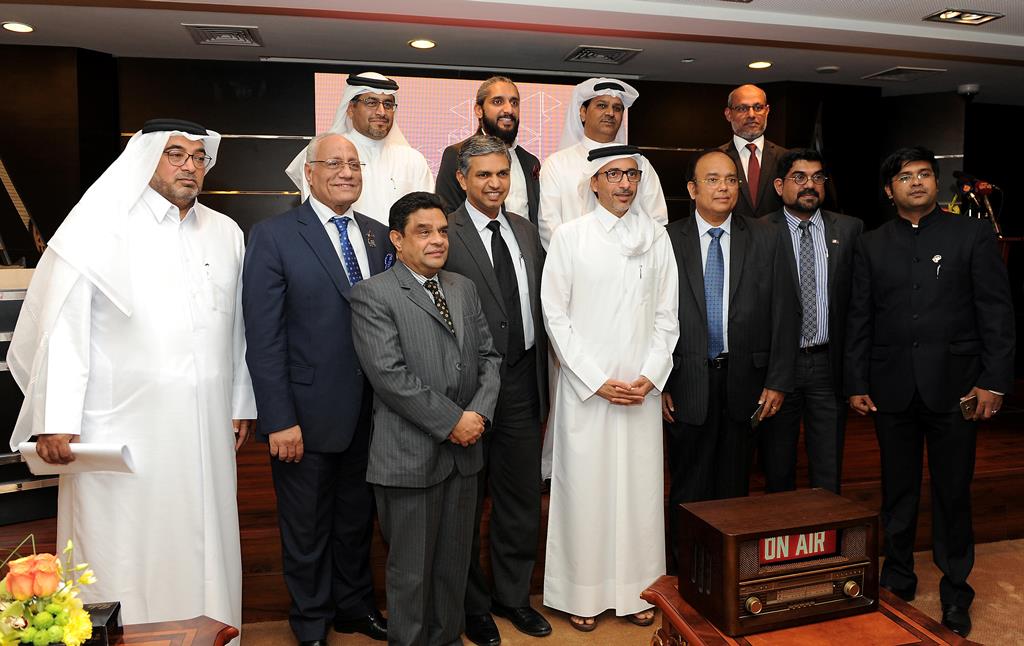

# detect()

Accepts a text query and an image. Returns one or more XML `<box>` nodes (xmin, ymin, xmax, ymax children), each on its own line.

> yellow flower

<box><xmin>76</xmin><ymin>570</ymin><xmax>96</xmax><ymax>586</ymax></box>
<box><xmin>62</xmin><ymin>608</ymin><xmax>92</xmax><ymax>646</ymax></box>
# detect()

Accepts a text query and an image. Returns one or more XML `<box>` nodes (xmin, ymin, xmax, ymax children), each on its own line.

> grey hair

<box><xmin>306</xmin><ymin>132</ymin><xmax>341</xmax><ymax>163</ymax></box>
<box><xmin>457</xmin><ymin>134</ymin><xmax>511</xmax><ymax>175</ymax></box>
<box><xmin>475</xmin><ymin>75</ymin><xmax>515</xmax><ymax>107</ymax></box>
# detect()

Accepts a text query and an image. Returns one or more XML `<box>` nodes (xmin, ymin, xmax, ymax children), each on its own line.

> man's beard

<box><xmin>786</xmin><ymin>190</ymin><xmax>821</xmax><ymax>215</ymax></box>
<box><xmin>481</xmin><ymin>112</ymin><xmax>519</xmax><ymax>146</ymax></box>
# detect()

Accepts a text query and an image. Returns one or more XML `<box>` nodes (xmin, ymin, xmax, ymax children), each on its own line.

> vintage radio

<box><xmin>677</xmin><ymin>488</ymin><xmax>878</xmax><ymax>636</ymax></box>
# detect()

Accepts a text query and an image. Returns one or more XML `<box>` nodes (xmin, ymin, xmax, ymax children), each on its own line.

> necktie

<box><xmin>329</xmin><ymin>216</ymin><xmax>364</xmax><ymax>286</ymax></box>
<box><xmin>486</xmin><ymin>220</ymin><xmax>526</xmax><ymax>365</ymax></box>
<box><xmin>798</xmin><ymin>220</ymin><xmax>818</xmax><ymax>343</ymax></box>
<box><xmin>746</xmin><ymin>143</ymin><xmax>760</xmax><ymax>209</ymax></box>
<box><xmin>424</xmin><ymin>279</ymin><xmax>456</xmax><ymax>336</ymax></box>
<box><xmin>705</xmin><ymin>227</ymin><xmax>725</xmax><ymax>359</ymax></box>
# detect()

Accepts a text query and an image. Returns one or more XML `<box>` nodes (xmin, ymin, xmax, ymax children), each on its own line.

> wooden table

<box><xmin>112</xmin><ymin>615</ymin><xmax>238</xmax><ymax>645</ymax></box>
<box><xmin>641</xmin><ymin>576</ymin><xmax>978</xmax><ymax>646</ymax></box>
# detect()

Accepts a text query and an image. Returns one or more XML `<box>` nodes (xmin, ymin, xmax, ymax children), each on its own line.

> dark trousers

<box><xmin>666</xmin><ymin>361</ymin><xmax>753</xmax><ymax>567</ymax></box>
<box><xmin>465</xmin><ymin>349</ymin><xmax>542</xmax><ymax>615</ymax></box>
<box><xmin>875</xmin><ymin>392</ymin><xmax>976</xmax><ymax>608</ymax></box>
<box><xmin>376</xmin><ymin>471</ymin><xmax>478</xmax><ymax>646</ymax></box>
<box><xmin>761</xmin><ymin>350</ymin><xmax>845</xmax><ymax>493</ymax></box>
<box><xmin>270</xmin><ymin>396</ymin><xmax>376</xmax><ymax>641</ymax></box>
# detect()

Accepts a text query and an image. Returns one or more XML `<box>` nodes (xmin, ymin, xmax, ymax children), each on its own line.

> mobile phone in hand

<box><xmin>960</xmin><ymin>395</ymin><xmax>978</xmax><ymax>420</ymax></box>
<box><xmin>750</xmin><ymin>402</ymin><xmax>765</xmax><ymax>429</ymax></box>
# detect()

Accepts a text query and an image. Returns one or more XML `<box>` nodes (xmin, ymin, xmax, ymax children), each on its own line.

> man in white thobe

<box><xmin>285</xmin><ymin>71</ymin><xmax>434</xmax><ymax>224</ymax></box>
<box><xmin>541</xmin><ymin>145</ymin><xmax>678</xmax><ymax>631</ymax></box>
<box><xmin>8</xmin><ymin>119</ymin><xmax>256</xmax><ymax>638</ymax></box>
<box><xmin>537</xmin><ymin>77</ymin><xmax>668</xmax><ymax>249</ymax></box>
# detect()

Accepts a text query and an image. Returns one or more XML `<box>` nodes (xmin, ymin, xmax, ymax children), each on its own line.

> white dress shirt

<box><xmin>695</xmin><ymin>211</ymin><xmax>732</xmax><ymax>353</ymax></box>
<box><xmin>464</xmin><ymin>199</ymin><xmax>535</xmax><ymax>349</ymax></box>
<box><xmin>505</xmin><ymin>143</ymin><xmax>529</xmax><ymax>217</ymax></box>
<box><xmin>309</xmin><ymin>195</ymin><xmax>370</xmax><ymax>284</ymax></box>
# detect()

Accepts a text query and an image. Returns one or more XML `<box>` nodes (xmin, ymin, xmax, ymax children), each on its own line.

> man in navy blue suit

<box><xmin>243</xmin><ymin>133</ymin><xmax>393</xmax><ymax>646</ymax></box>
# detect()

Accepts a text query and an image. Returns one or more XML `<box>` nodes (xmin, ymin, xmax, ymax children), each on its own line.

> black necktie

<box><xmin>486</xmin><ymin>220</ymin><xmax>525</xmax><ymax>365</ymax></box>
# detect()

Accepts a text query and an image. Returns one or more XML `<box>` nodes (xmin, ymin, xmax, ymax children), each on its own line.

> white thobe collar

<box><xmin>465</xmin><ymin>199</ymin><xmax>511</xmax><ymax>232</ymax></box>
<box><xmin>347</xmin><ymin>129</ymin><xmax>386</xmax><ymax>158</ymax></box>
<box><xmin>581</xmin><ymin>135</ymin><xmax>617</xmax><ymax>152</ymax></box>
<box><xmin>594</xmin><ymin>204</ymin><xmax>630</xmax><ymax>232</ymax></box>
<box><xmin>694</xmin><ymin>210</ymin><xmax>732</xmax><ymax>236</ymax></box>
<box><xmin>308</xmin><ymin>194</ymin><xmax>355</xmax><ymax>224</ymax></box>
<box><xmin>733</xmin><ymin>133</ymin><xmax>765</xmax><ymax>154</ymax></box>
<box><xmin>141</xmin><ymin>186</ymin><xmax>197</xmax><ymax>224</ymax></box>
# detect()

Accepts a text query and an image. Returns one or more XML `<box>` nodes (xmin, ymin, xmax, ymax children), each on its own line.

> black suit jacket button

<box><xmin>500</xmin><ymin>321</ymin><xmax>508</xmax><ymax>329</ymax></box>
<box><xmin>456</xmin><ymin>362</ymin><xmax>464</xmax><ymax>371</ymax></box>
<box><xmin>912</xmin><ymin>283</ymin><xmax>920</xmax><ymax>290</ymax></box>
<box><xmin>913</xmin><ymin>341</ymin><xmax>919</xmax><ymax>348</ymax></box>
<box><xmin>912</xmin><ymin>314</ymin><xmax>919</xmax><ymax>320</ymax></box>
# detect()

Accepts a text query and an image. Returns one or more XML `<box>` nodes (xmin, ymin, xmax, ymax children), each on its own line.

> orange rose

<box><xmin>2</xmin><ymin>553</ymin><xmax>61</xmax><ymax>600</ymax></box>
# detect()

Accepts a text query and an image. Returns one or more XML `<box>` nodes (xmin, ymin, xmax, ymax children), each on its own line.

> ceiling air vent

<box><xmin>564</xmin><ymin>45</ymin><xmax>642</xmax><ymax>65</ymax></box>
<box><xmin>861</xmin><ymin>66</ymin><xmax>946</xmax><ymax>82</ymax></box>
<box><xmin>183</xmin><ymin>24</ymin><xmax>264</xmax><ymax>47</ymax></box>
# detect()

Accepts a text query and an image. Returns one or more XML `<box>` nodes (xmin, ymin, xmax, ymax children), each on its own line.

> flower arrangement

<box><xmin>0</xmin><ymin>537</ymin><xmax>95</xmax><ymax>646</ymax></box>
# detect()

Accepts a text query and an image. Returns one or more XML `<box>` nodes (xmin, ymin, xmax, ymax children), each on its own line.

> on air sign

<box><xmin>759</xmin><ymin>530</ymin><xmax>838</xmax><ymax>565</ymax></box>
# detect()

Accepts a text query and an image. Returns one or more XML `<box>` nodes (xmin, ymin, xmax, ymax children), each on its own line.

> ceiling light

<box><xmin>680</xmin><ymin>58</ymin><xmax>696</xmax><ymax>64</ymax></box>
<box><xmin>408</xmin><ymin>39</ymin><xmax>436</xmax><ymax>50</ymax></box>
<box><xmin>924</xmin><ymin>8</ymin><xmax>1003</xmax><ymax>26</ymax></box>
<box><xmin>2</xmin><ymin>21</ymin><xmax>34</xmax><ymax>33</ymax></box>
<box><xmin>748</xmin><ymin>61</ymin><xmax>772</xmax><ymax>70</ymax></box>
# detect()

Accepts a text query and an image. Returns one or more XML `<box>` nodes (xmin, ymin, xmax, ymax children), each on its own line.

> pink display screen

<box><xmin>314</xmin><ymin>73</ymin><xmax>627</xmax><ymax>178</ymax></box>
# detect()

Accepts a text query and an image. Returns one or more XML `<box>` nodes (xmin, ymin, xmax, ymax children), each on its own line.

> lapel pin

<box><xmin>932</xmin><ymin>254</ymin><xmax>942</xmax><ymax>278</ymax></box>
<box><xmin>366</xmin><ymin>230</ymin><xmax>376</xmax><ymax>248</ymax></box>
<box><xmin>384</xmin><ymin>252</ymin><xmax>394</xmax><ymax>270</ymax></box>
<box><xmin>831</xmin><ymin>239</ymin><xmax>839</xmax><ymax>244</ymax></box>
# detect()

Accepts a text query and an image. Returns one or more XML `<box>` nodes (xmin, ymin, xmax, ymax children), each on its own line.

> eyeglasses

<box><xmin>894</xmin><ymin>170</ymin><xmax>934</xmax><ymax>184</ymax></box>
<box><xmin>598</xmin><ymin>168</ymin><xmax>643</xmax><ymax>183</ymax></box>
<box><xmin>785</xmin><ymin>172</ymin><xmax>829</xmax><ymax>186</ymax></box>
<box><xmin>163</xmin><ymin>149</ymin><xmax>213</xmax><ymax>169</ymax></box>
<box><xmin>308</xmin><ymin>159</ymin><xmax>366</xmax><ymax>172</ymax></box>
<box><xmin>352</xmin><ymin>97</ymin><xmax>397</xmax><ymax>111</ymax></box>
<box><xmin>728</xmin><ymin>103</ymin><xmax>768</xmax><ymax>115</ymax></box>
<box><xmin>692</xmin><ymin>176</ymin><xmax>741</xmax><ymax>187</ymax></box>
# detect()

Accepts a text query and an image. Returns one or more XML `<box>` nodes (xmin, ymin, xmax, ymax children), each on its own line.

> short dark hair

<box><xmin>457</xmin><ymin>135</ymin><xmax>510</xmax><ymax>175</ymax></box>
<box><xmin>687</xmin><ymin>148</ymin><xmax>735</xmax><ymax>182</ymax></box>
<box><xmin>880</xmin><ymin>146</ymin><xmax>939</xmax><ymax>188</ymax></box>
<box><xmin>389</xmin><ymin>191</ymin><xmax>446</xmax><ymax>233</ymax></box>
<box><xmin>775</xmin><ymin>148</ymin><xmax>824</xmax><ymax>180</ymax></box>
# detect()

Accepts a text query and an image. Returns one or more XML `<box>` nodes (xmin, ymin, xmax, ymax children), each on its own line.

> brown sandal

<box><xmin>569</xmin><ymin>615</ymin><xmax>597</xmax><ymax>632</ymax></box>
<box><xmin>626</xmin><ymin>610</ymin><xmax>655</xmax><ymax>626</ymax></box>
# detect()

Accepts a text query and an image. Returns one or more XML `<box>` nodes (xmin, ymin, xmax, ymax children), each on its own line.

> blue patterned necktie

<box><xmin>798</xmin><ymin>220</ymin><xmax>818</xmax><ymax>343</ymax></box>
<box><xmin>330</xmin><ymin>216</ymin><xmax>364</xmax><ymax>285</ymax></box>
<box><xmin>705</xmin><ymin>227</ymin><xmax>725</xmax><ymax>359</ymax></box>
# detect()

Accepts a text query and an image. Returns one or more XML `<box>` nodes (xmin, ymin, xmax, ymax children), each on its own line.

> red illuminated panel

<box><xmin>759</xmin><ymin>530</ymin><xmax>838</xmax><ymax>566</ymax></box>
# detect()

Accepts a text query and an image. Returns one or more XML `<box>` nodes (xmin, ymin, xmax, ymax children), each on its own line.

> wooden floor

<box><xmin>3</xmin><ymin>384</ymin><xmax>1023</xmax><ymax>624</ymax></box>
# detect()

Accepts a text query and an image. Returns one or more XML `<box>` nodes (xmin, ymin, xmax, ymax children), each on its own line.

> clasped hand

<box><xmin>597</xmin><ymin>377</ymin><xmax>653</xmax><ymax>406</ymax></box>
<box><xmin>449</xmin><ymin>411</ymin><xmax>485</xmax><ymax>447</ymax></box>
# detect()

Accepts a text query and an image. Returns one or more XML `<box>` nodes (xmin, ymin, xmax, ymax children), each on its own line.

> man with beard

<box><xmin>845</xmin><ymin>147</ymin><xmax>1014</xmax><ymax>638</ymax></box>
<box><xmin>285</xmin><ymin>72</ymin><xmax>433</xmax><ymax>225</ymax></box>
<box><xmin>436</xmin><ymin>76</ymin><xmax>542</xmax><ymax>226</ymax></box>
<box><xmin>10</xmin><ymin>119</ymin><xmax>256</xmax><ymax>637</ymax></box>
<box><xmin>760</xmin><ymin>149</ymin><xmax>862</xmax><ymax>494</ymax></box>
<box><xmin>719</xmin><ymin>84</ymin><xmax>786</xmax><ymax>219</ymax></box>
<box><xmin>538</xmin><ymin>77</ymin><xmax>667</xmax><ymax>249</ymax></box>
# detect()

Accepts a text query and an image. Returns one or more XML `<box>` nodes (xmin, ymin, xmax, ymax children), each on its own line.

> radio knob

<box><xmin>843</xmin><ymin>580</ymin><xmax>861</xmax><ymax>598</ymax></box>
<box><xmin>745</xmin><ymin>596</ymin><xmax>764</xmax><ymax>615</ymax></box>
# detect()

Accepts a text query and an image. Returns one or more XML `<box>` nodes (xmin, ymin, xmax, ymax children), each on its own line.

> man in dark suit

<box><xmin>760</xmin><ymin>149</ymin><xmax>863</xmax><ymax>494</ymax></box>
<box><xmin>436</xmin><ymin>76</ymin><xmax>541</xmax><ymax>225</ymax></box>
<box><xmin>663</xmin><ymin>149</ymin><xmax>797</xmax><ymax>560</ymax></box>
<box><xmin>443</xmin><ymin>135</ymin><xmax>550</xmax><ymax>645</ymax></box>
<box><xmin>719</xmin><ymin>84</ymin><xmax>786</xmax><ymax>219</ymax></box>
<box><xmin>242</xmin><ymin>133</ymin><xmax>391</xmax><ymax>646</ymax></box>
<box><xmin>845</xmin><ymin>146</ymin><xmax>1014</xmax><ymax>638</ymax></box>
<box><xmin>351</xmin><ymin>191</ymin><xmax>502</xmax><ymax>646</ymax></box>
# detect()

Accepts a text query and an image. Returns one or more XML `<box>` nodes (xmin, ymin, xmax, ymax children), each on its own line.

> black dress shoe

<box><xmin>333</xmin><ymin>608</ymin><xmax>388</xmax><ymax>641</ymax></box>
<box><xmin>298</xmin><ymin>640</ymin><xmax>327</xmax><ymax>646</ymax></box>
<box><xmin>465</xmin><ymin>613</ymin><xmax>501</xmax><ymax>646</ymax></box>
<box><xmin>491</xmin><ymin>603</ymin><xmax>552</xmax><ymax>637</ymax></box>
<box><xmin>882</xmin><ymin>583</ymin><xmax>916</xmax><ymax>602</ymax></box>
<box><xmin>942</xmin><ymin>604</ymin><xmax>972</xmax><ymax>637</ymax></box>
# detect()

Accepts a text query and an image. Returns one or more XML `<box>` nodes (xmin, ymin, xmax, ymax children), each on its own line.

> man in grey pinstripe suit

<box><xmin>351</xmin><ymin>191</ymin><xmax>502</xmax><ymax>646</ymax></box>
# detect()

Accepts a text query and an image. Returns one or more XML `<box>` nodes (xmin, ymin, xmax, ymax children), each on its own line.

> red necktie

<box><xmin>746</xmin><ymin>142</ymin><xmax>760</xmax><ymax>209</ymax></box>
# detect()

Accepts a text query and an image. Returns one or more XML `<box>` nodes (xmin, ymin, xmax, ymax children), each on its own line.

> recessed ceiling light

<box><xmin>923</xmin><ymin>8</ymin><xmax>1003</xmax><ymax>26</ymax></box>
<box><xmin>815</xmin><ymin>65</ymin><xmax>840</xmax><ymax>74</ymax></box>
<box><xmin>408</xmin><ymin>39</ymin><xmax>436</xmax><ymax>50</ymax></box>
<box><xmin>748</xmin><ymin>61</ymin><xmax>772</xmax><ymax>70</ymax></box>
<box><xmin>680</xmin><ymin>58</ymin><xmax>696</xmax><ymax>64</ymax></box>
<box><xmin>2</xmin><ymin>21</ymin><xmax>34</xmax><ymax>33</ymax></box>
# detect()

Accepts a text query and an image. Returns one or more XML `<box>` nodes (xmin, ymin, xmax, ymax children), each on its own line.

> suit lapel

<box><xmin>510</xmin><ymin>216</ymin><xmax>540</xmax><ymax>308</ymax></box>
<box><xmin>728</xmin><ymin>215</ymin><xmax>747</xmax><ymax>310</ymax></box>
<box><xmin>680</xmin><ymin>217</ymin><xmax>708</xmax><ymax>324</ymax></box>
<box><xmin>454</xmin><ymin>207</ymin><xmax>507</xmax><ymax>316</ymax></box>
<box><xmin>517</xmin><ymin>147</ymin><xmax>540</xmax><ymax>222</ymax></box>
<box><xmin>757</xmin><ymin>143</ymin><xmax>779</xmax><ymax>208</ymax></box>
<box><xmin>353</xmin><ymin>211</ymin><xmax>385</xmax><ymax>276</ymax></box>
<box><xmin>771</xmin><ymin>210</ymin><xmax>800</xmax><ymax>295</ymax></box>
<box><xmin>822</xmin><ymin>210</ymin><xmax>840</xmax><ymax>298</ymax></box>
<box><xmin>296</xmin><ymin>201</ymin><xmax>352</xmax><ymax>301</ymax></box>
<box><xmin>726</xmin><ymin>143</ymin><xmax>755</xmax><ymax>213</ymax></box>
<box><xmin>443</xmin><ymin>271</ymin><xmax>466</xmax><ymax>349</ymax></box>
<box><xmin>395</xmin><ymin>263</ymin><xmax>454</xmax><ymax>335</ymax></box>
